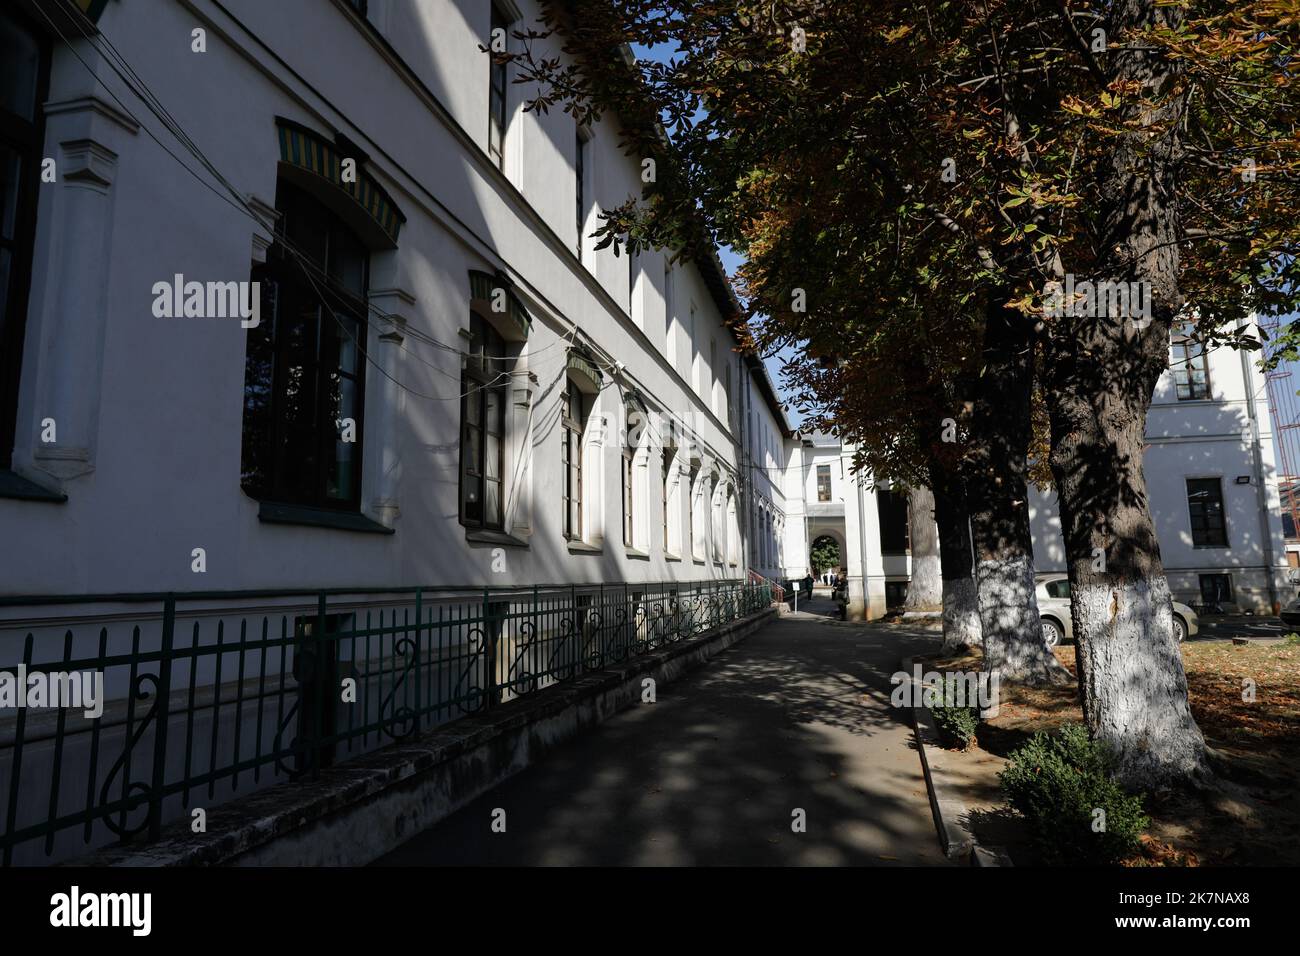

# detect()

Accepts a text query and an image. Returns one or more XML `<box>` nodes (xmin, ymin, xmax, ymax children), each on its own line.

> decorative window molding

<box><xmin>566</xmin><ymin>348</ymin><xmax>603</xmax><ymax>392</ymax></box>
<box><xmin>274</xmin><ymin>118</ymin><xmax>406</xmax><ymax>246</ymax></box>
<box><xmin>469</xmin><ymin>269</ymin><xmax>531</xmax><ymax>339</ymax></box>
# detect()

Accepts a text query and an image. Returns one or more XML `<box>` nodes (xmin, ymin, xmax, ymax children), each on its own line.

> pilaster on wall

<box><xmin>18</xmin><ymin>94</ymin><xmax>138</xmax><ymax>489</ymax></box>
<box><xmin>366</xmin><ymin>285</ymin><xmax>416</xmax><ymax>528</ymax></box>
<box><xmin>582</xmin><ymin>405</ymin><xmax>606</xmax><ymax>547</ymax></box>
<box><xmin>508</xmin><ymin>368</ymin><xmax>536</xmax><ymax>540</ymax></box>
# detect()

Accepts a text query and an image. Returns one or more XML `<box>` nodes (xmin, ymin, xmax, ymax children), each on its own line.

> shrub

<box><xmin>1282</xmin><ymin>632</ymin><xmax>1300</xmax><ymax>647</ymax></box>
<box><xmin>929</xmin><ymin>684</ymin><xmax>980</xmax><ymax>751</ymax></box>
<box><xmin>999</xmin><ymin>723</ymin><xmax>1149</xmax><ymax>865</ymax></box>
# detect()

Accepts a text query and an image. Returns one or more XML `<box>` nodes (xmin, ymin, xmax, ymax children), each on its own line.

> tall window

<box><xmin>628</xmin><ymin>246</ymin><xmax>637</xmax><ymax>314</ymax></box>
<box><xmin>1187</xmin><ymin>477</ymin><xmax>1228</xmax><ymax>547</ymax></box>
<box><xmin>724</xmin><ymin>365</ymin><xmax>732</xmax><ymax>425</ymax></box>
<box><xmin>689</xmin><ymin>306</ymin><xmax>698</xmax><ymax>386</ymax></box>
<box><xmin>816</xmin><ymin>464</ymin><xmax>832</xmax><ymax>502</ymax></box>
<box><xmin>1170</xmin><ymin>329</ymin><xmax>1209</xmax><ymax>400</ymax></box>
<box><xmin>460</xmin><ymin>314</ymin><xmax>508</xmax><ymax>530</ymax></box>
<box><xmin>662</xmin><ymin>448</ymin><xmax>673</xmax><ymax>549</ymax></box>
<box><xmin>688</xmin><ymin>464</ymin><xmax>700</xmax><ymax>557</ymax></box>
<box><xmin>878</xmin><ymin>488</ymin><xmax>911</xmax><ymax>554</ymax></box>
<box><xmin>622</xmin><ymin>445</ymin><xmax>634</xmax><ymax>546</ymax></box>
<box><xmin>0</xmin><ymin>8</ymin><xmax>48</xmax><ymax>470</ymax></box>
<box><xmin>561</xmin><ymin>378</ymin><xmax>585</xmax><ymax>539</ymax></box>
<box><xmin>242</xmin><ymin>181</ymin><xmax>369</xmax><ymax>510</ymax></box>
<box><xmin>710</xmin><ymin>339</ymin><xmax>717</xmax><ymax>407</ymax></box>
<box><xmin>575</xmin><ymin>127</ymin><xmax>589</xmax><ymax>260</ymax></box>
<box><xmin>487</xmin><ymin>5</ymin><xmax>510</xmax><ymax>168</ymax></box>
<box><xmin>663</xmin><ymin>260</ymin><xmax>674</xmax><ymax>359</ymax></box>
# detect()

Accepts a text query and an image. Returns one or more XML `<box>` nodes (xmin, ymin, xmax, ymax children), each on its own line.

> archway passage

<box><xmin>809</xmin><ymin>534</ymin><xmax>841</xmax><ymax>585</ymax></box>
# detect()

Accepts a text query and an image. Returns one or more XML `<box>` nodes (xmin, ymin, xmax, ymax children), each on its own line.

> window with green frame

<box><xmin>240</xmin><ymin>180</ymin><xmax>370</xmax><ymax>511</ymax></box>
<box><xmin>460</xmin><ymin>314</ymin><xmax>509</xmax><ymax>530</ymax></box>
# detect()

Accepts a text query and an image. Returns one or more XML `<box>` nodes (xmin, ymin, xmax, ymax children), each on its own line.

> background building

<box><xmin>1029</xmin><ymin>317</ymin><xmax>1291</xmax><ymax>614</ymax></box>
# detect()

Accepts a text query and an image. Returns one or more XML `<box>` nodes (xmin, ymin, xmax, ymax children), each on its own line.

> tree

<box><xmin>904</xmin><ymin>485</ymin><xmax>943</xmax><ymax>609</ymax></box>
<box><xmin>509</xmin><ymin>0</ymin><xmax>1300</xmax><ymax>787</ymax></box>
<box><xmin>809</xmin><ymin>535</ymin><xmax>840</xmax><ymax>577</ymax></box>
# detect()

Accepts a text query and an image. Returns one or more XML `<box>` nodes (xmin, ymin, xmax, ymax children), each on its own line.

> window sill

<box><xmin>567</xmin><ymin>540</ymin><xmax>603</xmax><ymax>555</ymax></box>
<box><xmin>0</xmin><ymin>470</ymin><xmax>66</xmax><ymax>503</ymax></box>
<box><xmin>625</xmin><ymin>547</ymin><xmax>650</xmax><ymax>560</ymax></box>
<box><xmin>664</xmin><ymin>552</ymin><xmax>682</xmax><ymax>563</ymax></box>
<box><xmin>258</xmin><ymin>501</ymin><xmax>394</xmax><ymax>534</ymax></box>
<box><xmin>466</xmin><ymin>528</ymin><xmax>529</xmax><ymax>548</ymax></box>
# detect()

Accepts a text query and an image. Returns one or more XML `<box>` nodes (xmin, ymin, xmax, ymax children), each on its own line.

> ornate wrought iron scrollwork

<box><xmin>584</xmin><ymin>608</ymin><xmax>606</xmax><ymax>669</ymax></box>
<box><xmin>97</xmin><ymin>672</ymin><xmax>161</xmax><ymax>839</ymax></box>
<box><xmin>608</xmin><ymin>606</ymin><xmax>630</xmax><ymax>663</ymax></box>
<box><xmin>453</xmin><ymin>625</ymin><xmax>489</xmax><ymax>713</ymax></box>
<box><xmin>507</xmin><ymin>620</ymin><xmax>540</xmax><ymax>695</ymax></box>
<box><xmin>548</xmin><ymin>614</ymin><xmax>579</xmax><ymax>681</ymax></box>
<box><xmin>379</xmin><ymin>635</ymin><xmax>419</xmax><ymax>740</ymax></box>
<box><xmin>648</xmin><ymin>601</ymin><xmax>666</xmax><ymax>649</ymax></box>
<box><xmin>632</xmin><ymin>603</ymin><xmax>650</xmax><ymax>654</ymax></box>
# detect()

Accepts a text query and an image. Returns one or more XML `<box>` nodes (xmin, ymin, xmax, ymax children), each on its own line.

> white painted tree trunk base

<box><xmin>906</xmin><ymin>555</ymin><xmax>944</xmax><ymax>610</ymax></box>
<box><xmin>940</xmin><ymin>575</ymin><xmax>982</xmax><ymax>654</ymax></box>
<box><xmin>1073</xmin><ymin>576</ymin><xmax>1211</xmax><ymax>789</ymax></box>
<box><xmin>977</xmin><ymin>555</ymin><xmax>1073</xmax><ymax>685</ymax></box>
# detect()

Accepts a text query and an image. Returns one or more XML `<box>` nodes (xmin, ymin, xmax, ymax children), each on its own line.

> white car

<box><xmin>1035</xmin><ymin>574</ymin><xmax>1199</xmax><ymax>647</ymax></box>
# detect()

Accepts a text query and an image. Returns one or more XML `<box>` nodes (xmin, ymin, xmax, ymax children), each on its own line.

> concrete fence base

<box><xmin>77</xmin><ymin>607</ymin><xmax>776</xmax><ymax>867</ymax></box>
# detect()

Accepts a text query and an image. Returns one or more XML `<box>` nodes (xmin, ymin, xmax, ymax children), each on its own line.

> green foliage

<box><xmin>999</xmin><ymin>724</ymin><xmax>1150</xmax><ymax>866</ymax></box>
<box><xmin>809</xmin><ymin>535</ymin><xmax>840</xmax><ymax>575</ymax></box>
<box><xmin>1282</xmin><ymin>633</ymin><xmax>1300</xmax><ymax>647</ymax></box>
<box><xmin>930</xmin><ymin>687</ymin><xmax>979</xmax><ymax>751</ymax></box>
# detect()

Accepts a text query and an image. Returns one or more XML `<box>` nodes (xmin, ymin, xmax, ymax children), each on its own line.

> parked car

<box><xmin>1279</xmin><ymin>597</ymin><xmax>1300</xmax><ymax>628</ymax></box>
<box><xmin>1035</xmin><ymin>574</ymin><xmax>1199</xmax><ymax>647</ymax></box>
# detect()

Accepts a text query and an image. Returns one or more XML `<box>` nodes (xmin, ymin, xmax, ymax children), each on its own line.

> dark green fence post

<box><xmin>311</xmin><ymin>593</ymin><xmax>328</xmax><ymax>777</ymax></box>
<box><xmin>413</xmin><ymin>589</ymin><xmax>423</xmax><ymax>732</ymax></box>
<box><xmin>483</xmin><ymin>588</ymin><xmax>497</xmax><ymax>709</ymax></box>
<box><xmin>147</xmin><ymin>594</ymin><xmax>176</xmax><ymax>840</ymax></box>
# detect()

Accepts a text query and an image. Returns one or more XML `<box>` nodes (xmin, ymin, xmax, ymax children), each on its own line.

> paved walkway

<box><xmin>375</xmin><ymin>600</ymin><xmax>951</xmax><ymax>866</ymax></box>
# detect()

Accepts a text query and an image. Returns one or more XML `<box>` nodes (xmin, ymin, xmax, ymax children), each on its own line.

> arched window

<box><xmin>241</xmin><ymin>179</ymin><xmax>369</xmax><ymax>511</ymax></box>
<box><xmin>688</xmin><ymin>464</ymin><xmax>702</xmax><ymax>560</ymax></box>
<box><xmin>622</xmin><ymin>442</ymin><xmax>634</xmax><ymax>547</ymax></box>
<box><xmin>460</xmin><ymin>313</ymin><xmax>508</xmax><ymax>530</ymax></box>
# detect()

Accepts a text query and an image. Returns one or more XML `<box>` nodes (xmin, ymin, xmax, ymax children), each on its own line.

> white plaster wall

<box><xmin>0</xmin><ymin>0</ymin><xmax>750</xmax><ymax>598</ymax></box>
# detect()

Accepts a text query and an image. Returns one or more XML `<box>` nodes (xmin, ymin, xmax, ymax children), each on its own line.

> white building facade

<box><xmin>0</xmin><ymin>0</ymin><xmax>762</xmax><ymax>596</ymax></box>
<box><xmin>1029</xmin><ymin>319</ymin><xmax>1292</xmax><ymax>614</ymax></box>
<box><xmin>0</xmin><ymin>0</ymin><xmax>786</xmax><ymax>865</ymax></box>
<box><xmin>779</xmin><ymin>319</ymin><xmax>1293</xmax><ymax>619</ymax></box>
<box><xmin>782</xmin><ymin>430</ymin><xmax>903</xmax><ymax>620</ymax></box>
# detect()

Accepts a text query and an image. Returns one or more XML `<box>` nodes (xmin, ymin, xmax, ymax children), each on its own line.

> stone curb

<box><xmin>75</xmin><ymin>607</ymin><xmax>777</xmax><ymax>867</ymax></box>
<box><xmin>901</xmin><ymin>655</ymin><xmax>1012</xmax><ymax>868</ymax></box>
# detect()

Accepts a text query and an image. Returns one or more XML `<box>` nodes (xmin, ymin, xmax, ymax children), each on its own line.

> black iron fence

<box><xmin>0</xmin><ymin>578</ymin><xmax>771</xmax><ymax>865</ymax></box>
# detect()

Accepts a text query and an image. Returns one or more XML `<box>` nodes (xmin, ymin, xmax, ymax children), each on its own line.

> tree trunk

<box><xmin>969</xmin><ymin>295</ymin><xmax>1072</xmax><ymax>685</ymax></box>
<box><xmin>934</xmin><ymin>481</ymin><xmax>981</xmax><ymax>653</ymax></box>
<box><xmin>905</xmin><ymin>485</ymin><xmax>943</xmax><ymax>609</ymax></box>
<box><xmin>1042</xmin><ymin>0</ymin><xmax>1209</xmax><ymax>789</ymax></box>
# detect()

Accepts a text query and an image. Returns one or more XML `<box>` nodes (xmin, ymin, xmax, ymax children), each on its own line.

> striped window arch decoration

<box><xmin>275</xmin><ymin>118</ymin><xmax>406</xmax><ymax>245</ymax></box>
